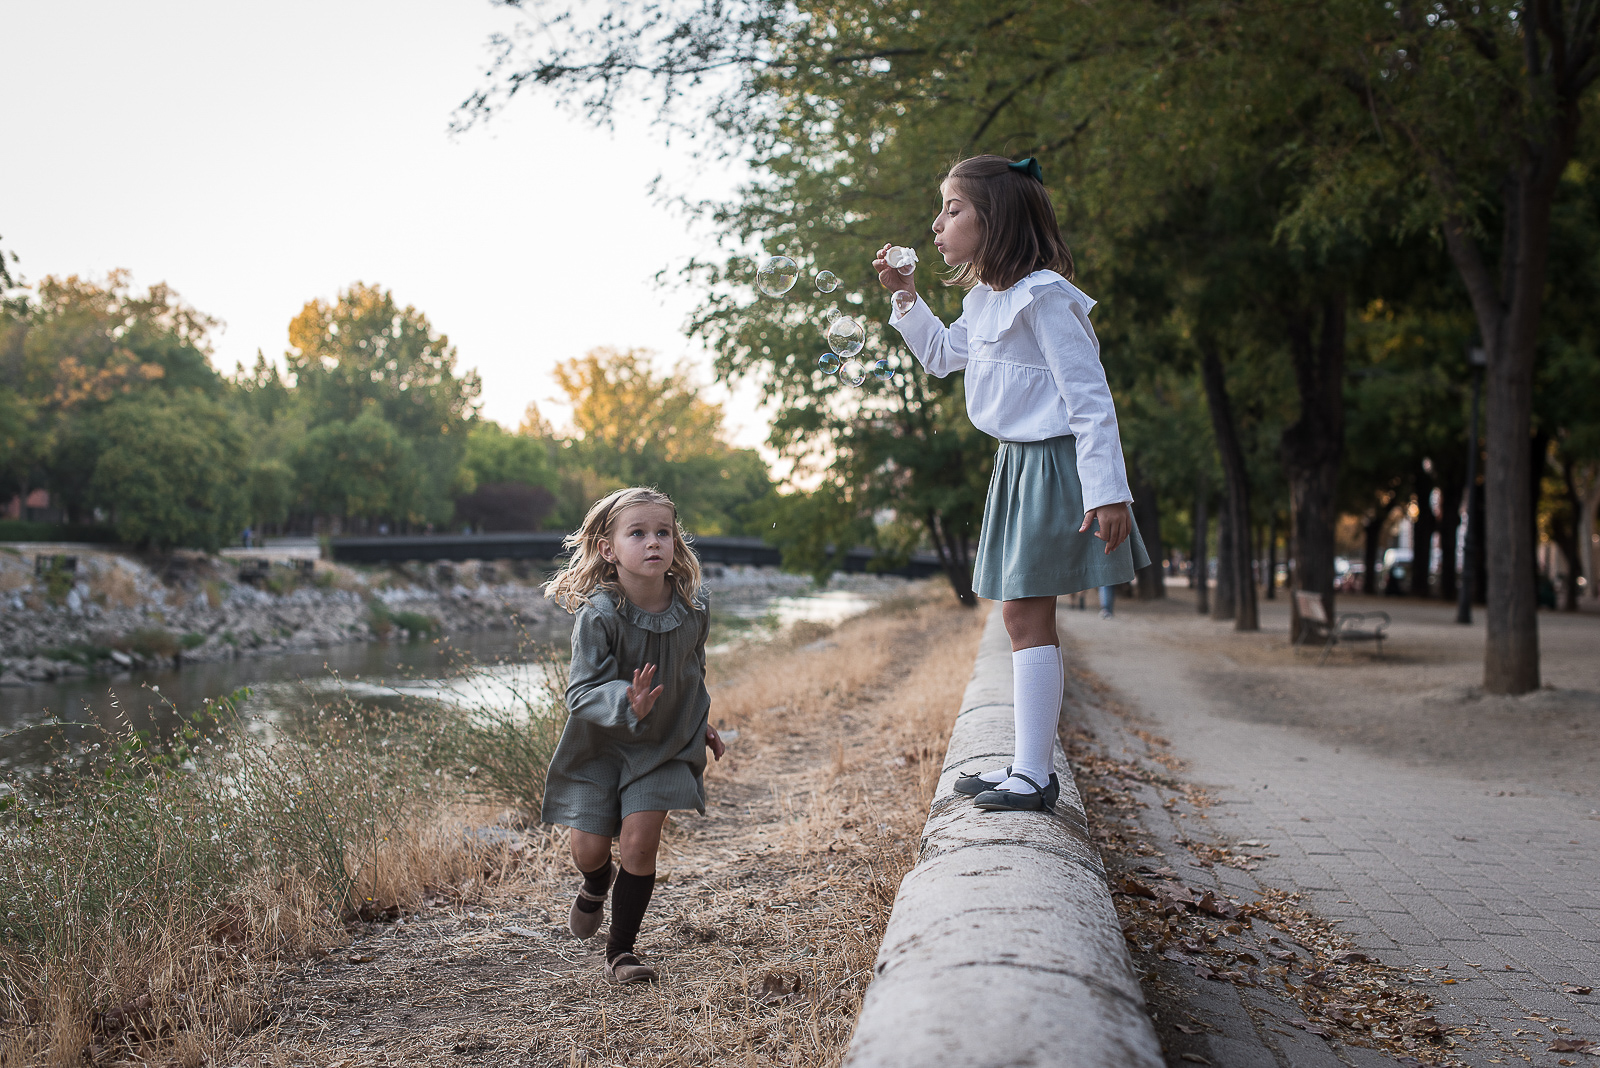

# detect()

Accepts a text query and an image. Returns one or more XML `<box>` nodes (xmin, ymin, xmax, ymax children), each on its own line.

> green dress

<box><xmin>541</xmin><ymin>587</ymin><xmax>711</xmax><ymax>837</ymax></box>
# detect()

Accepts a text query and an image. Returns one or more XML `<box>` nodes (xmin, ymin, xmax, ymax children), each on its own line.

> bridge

<box><xmin>328</xmin><ymin>532</ymin><xmax>946</xmax><ymax>579</ymax></box>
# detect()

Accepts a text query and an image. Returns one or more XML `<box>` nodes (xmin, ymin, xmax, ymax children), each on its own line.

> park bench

<box><xmin>1292</xmin><ymin>589</ymin><xmax>1390</xmax><ymax>665</ymax></box>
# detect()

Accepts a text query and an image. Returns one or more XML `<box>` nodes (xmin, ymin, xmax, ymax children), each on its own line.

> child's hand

<box><xmin>874</xmin><ymin>243</ymin><xmax>917</xmax><ymax>303</ymax></box>
<box><xmin>705</xmin><ymin>724</ymin><xmax>726</xmax><ymax>761</ymax></box>
<box><xmin>1080</xmin><ymin>503</ymin><xmax>1133</xmax><ymax>554</ymax></box>
<box><xmin>627</xmin><ymin>664</ymin><xmax>664</xmax><ymax>720</ymax></box>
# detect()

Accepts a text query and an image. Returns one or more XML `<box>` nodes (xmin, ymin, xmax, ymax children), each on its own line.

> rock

<box><xmin>0</xmin><ymin>672</ymin><xmax>27</xmax><ymax>688</ymax></box>
<box><xmin>109</xmin><ymin>649</ymin><xmax>133</xmax><ymax>668</ymax></box>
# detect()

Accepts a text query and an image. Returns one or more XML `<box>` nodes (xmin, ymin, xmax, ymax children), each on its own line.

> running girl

<box><xmin>875</xmin><ymin>154</ymin><xmax>1150</xmax><ymax>813</ymax></box>
<box><xmin>542</xmin><ymin>487</ymin><xmax>725</xmax><ymax>983</ymax></box>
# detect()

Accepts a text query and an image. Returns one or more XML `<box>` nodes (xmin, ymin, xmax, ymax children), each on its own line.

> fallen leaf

<box><xmin>1548</xmin><ymin>1038</ymin><xmax>1599</xmax><ymax>1055</ymax></box>
<box><xmin>502</xmin><ymin>925</ymin><xmax>540</xmax><ymax>938</ymax></box>
<box><xmin>1335</xmin><ymin>951</ymin><xmax>1373</xmax><ymax>964</ymax></box>
<box><xmin>1115</xmin><ymin>876</ymin><xmax>1156</xmax><ymax>898</ymax></box>
<box><xmin>1401</xmin><ymin>1016</ymin><xmax>1443</xmax><ymax>1038</ymax></box>
<box><xmin>1174</xmin><ymin>1023</ymin><xmax>1205</xmax><ymax>1035</ymax></box>
<box><xmin>753</xmin><ymin>970</ymin><xmax>804</xmax><ymax>1002</ymax></box>
<box><xmin>1195</xmin><ymin>890</ymin><xmax>1240</xmax><ymax>918</ymax></box>
<box><xmin>1305</xmin><ymin>969</ymin><xmax>1333</xmax><ymax>987</ymax></box>
<box><xmin>347</xmin><ymin>953</ymin><xmax>375</xmax><ymax>964</ymax></box>
<box><xmin>1563</xmin><ymin>985</ymin><xmax>1594</xmax><ymax>995</ymax></box>
<box><xmin>1289</xmin><ymin>1018</ymin><xmax>1334</xmax><ymax>1038</ymax></box>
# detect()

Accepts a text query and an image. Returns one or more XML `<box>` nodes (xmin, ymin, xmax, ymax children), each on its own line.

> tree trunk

<box><xmin>1280</xmin><ymin>293</ymin><xmax>1346</xmax><ymax>640</ymax></box>
<box><xmin>1436</xmin><ymin>464</ymin><xmax>1464</xmax><ymax>603</ymax></box>
<box><xmin>1131</xmin><ymin>476</ymin><xmax>1166</xmax><ymax>600</ymax></box>
<box><xmin>1411</xmin><ymin>464</ymin><xmax>1436</xmax><ymax>598</ymax></box>
<box><xmin>1212</xmin><ymin>501</ymin><xmax>1236</xmax><ymax>622</ymax></box>
<box><xmin>1361</xmin><ymin>499</ymin><xmax>1393</xmax><ymax>596</ymax></box>
<box><xmin>1200</xmin><ymin>345</ymin><xmax>1259</xmax><ymax>631</ymax></box>
<box><xmin>1470</xmin><ymin>479</ymin><xmax>1487</xmax><ymax>606</ymax></box>
<box><xmin>1578</xmin><ymin>462</ymin><xmax>1600</xmax><ymax>600</ymax></box>
<box><xmin>1266</xmin><ymin>512</ymin><xmax>1278</xmax><ymax>600</ymax></box>
<box><xmin>1554</xmin><ymin>455</ymin><xmax>1583</xmax><ymax>611</ymax></box>
<box><xmin>1193</xmin><ymin>479</ymin><xmax>1210</xmax><ymax>614</ymax></box>
<box><xmin>926</xmin><ymin>509</ymin><xmax>977</xmax><ymax>607</ymax></box>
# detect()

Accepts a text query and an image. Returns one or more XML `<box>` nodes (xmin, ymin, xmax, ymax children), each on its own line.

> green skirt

<box><xmin>972</xmin><ymin>436</ymin><xmax>1152</xmax><ymax>601</ymax></box>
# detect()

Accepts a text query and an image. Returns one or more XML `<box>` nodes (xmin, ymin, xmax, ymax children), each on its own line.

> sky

<box><xmin>0</xmin><ymin>1</ymin><xmax>769</xmax><ymax>445</ymax></box>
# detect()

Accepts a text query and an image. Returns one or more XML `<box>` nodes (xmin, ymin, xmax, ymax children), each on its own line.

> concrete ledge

<box><xmin>844</xmin><ymin>608</ymin><xmax>1162</xmax><ymax>1068</ymax></box>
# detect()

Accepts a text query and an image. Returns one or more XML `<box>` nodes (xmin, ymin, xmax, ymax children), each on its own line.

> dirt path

<box><xmin>236</xmin><ymin>588</ymin><xmax>987</xmax><ymax>1068</ymax></box>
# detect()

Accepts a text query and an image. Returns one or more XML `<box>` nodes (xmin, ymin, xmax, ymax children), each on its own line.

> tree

<box><xmin>552</xmin><ymin>347</ymin><xmax>775</xmax><ymax>536</ymax></box>
<box><xmin>89</xmin><ymin>392</ymin><xmax>250</xmax><ymax>551</ymax></box>
<box><xmin>1298</xmin><ymin>2</ymin><xmax>1600</xmax><ymax>692</ymax></box>
<box><xmin>287</xmin><ymin>283</ymin><xmax>480</xmax><ymax>527</ymax></box>
<box><xmin>293</xmin><ymin>406</ymin><xmax>422</xmax><ymax>527</ymax></box>
<box><xmin>457</xmin><ymin>421</ymin><xmax>560</xmax><ymax>531</ymax></box>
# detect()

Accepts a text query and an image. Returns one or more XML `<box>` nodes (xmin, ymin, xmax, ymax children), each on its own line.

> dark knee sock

<box><xmin>605</xmin><ymin>867</ymin><xmax>656</xmax><ymax>962</ymax></box>
<box><xmin>575</xmin><ymin>859</ymin><xmax>614</xmax><ymax>914</ymax></box>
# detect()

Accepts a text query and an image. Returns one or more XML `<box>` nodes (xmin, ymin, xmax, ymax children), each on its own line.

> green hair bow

<box><xmin>1007</xmin><ymin>157</ymin><xmax>1044</xmax><ymax>183</ymax></box>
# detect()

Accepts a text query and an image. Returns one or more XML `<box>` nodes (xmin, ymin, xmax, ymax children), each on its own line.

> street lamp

<box><xmin>1457</xmin><ymin>344</ymin><xmax>1486</xmax><ymax>625</ymax></box>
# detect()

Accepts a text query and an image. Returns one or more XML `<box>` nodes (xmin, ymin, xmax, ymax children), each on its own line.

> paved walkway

<box><xmin>1057</xmin><ymin>590</ymin><xmax>1600</xmax><ymax>1068</ymax></box>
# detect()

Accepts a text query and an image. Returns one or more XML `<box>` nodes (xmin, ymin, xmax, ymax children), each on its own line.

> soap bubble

<box><xmin>756</xmin><ymin>256</ymin><xmax>800</xmax><ymax>297</ymax></box>
<box><xmin>840</xmin><ymin>358</ymin><xmax>867</xmax><ymax>386</ymax></box>
<box><xmin>817</xmin><ymin>352</ymin><xmax>841</xmax><ymax>375</ymax></box>
<box><xmin>885</xmin><ymin>246</ymin><xmax>918</xmax><ymax>275</ymax></box>
<box><xmin>815</xmin><ymin>270</ymin><xmax>840</xmax><ymax>293</ymax></box>
<box><xmin>872</xmin><ymin>359</ymin><xmax>893</xmax><ymax>382</ymax></box>
<box><xmin>891</xmin><ymin>289</ymin><xmax>916</xmax><ymax>316</ymax></box>
<box><xmin>825</xmin><ymin>316</ymin><xmax>865</xmax><ymax>358</ymax></box>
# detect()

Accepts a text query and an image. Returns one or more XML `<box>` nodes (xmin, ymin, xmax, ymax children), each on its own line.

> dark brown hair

<box><xmin>942</xmin><ymin>155</ymin><xmax>1075</xmax><ymax>291</ymax></box>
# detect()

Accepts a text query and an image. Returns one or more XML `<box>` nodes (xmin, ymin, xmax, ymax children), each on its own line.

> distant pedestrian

<box><xmin>541</xmin><ymin>487</ymin><xmax>725</xmax><ymax>985</ymax></box>
<box><xmin>1098</xmin><ymin>584</ymin><xmax>1115</xmax><ymax>619</ymax></box>
<box><xmin>876</xmin><ymin>154</ymin><xmax>1149</xmax><ymax>813</ymax></box>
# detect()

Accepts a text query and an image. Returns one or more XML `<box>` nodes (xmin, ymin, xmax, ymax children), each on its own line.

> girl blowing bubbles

<box><xmin>542</xmin><ymin>487</ymin><xmax>725</xmax><ymax>984</ymax></box>
<box><xmin>875</xmin><ymin>154</ymin><xmax>1150</xmax><ymax>813</ymax></box>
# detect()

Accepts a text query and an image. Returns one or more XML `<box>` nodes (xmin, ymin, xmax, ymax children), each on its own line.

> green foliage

<box><xmin>391</xmin><ymin>610</ymin><xmax>439</xmax><ymax>637</ymax></box>
<box><xmin>88</xmin><ymin>391</ymin><xmax>250</xmax><ymax>551</ymax></box>
<box><xmin>117</xmin><ymin>627</ymin><xmax>181</xmax><ymax>659</ymax></box>
<box><xmin>462</xmin><ymin>420</ymin><xmax>557</xmax><ymax>491</ymax></box>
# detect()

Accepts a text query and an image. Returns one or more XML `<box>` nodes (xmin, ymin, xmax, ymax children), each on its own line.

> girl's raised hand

<box><xmin>627</xmin><ymin>664</ymin><xmax>664</xmax><ymax>720</ymax></box>
<box><xmin>873</xmin><ymin>243</ymin><xmax>917</xmax><ymax>302</ymax></box>
<box><xmin>1079</xmin><ymin>503</ymin><xmax>1133</xmax><ymax>555</ymax></box>
<box><xmin>705</xmin><ymin>724</ymin><xmax>726</xmax><ymax>761</ymax></box>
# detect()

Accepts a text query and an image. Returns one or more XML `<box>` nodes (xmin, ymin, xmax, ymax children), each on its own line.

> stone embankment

<box><xmin>0</xmin><ymin>545</ymin><xmax>551</xmax><ymax>686</ymax></box>
<box><xmin>844</xmin><ymin>608</ymin><xmax>1163</xmax><ymax>1068</ymax></box>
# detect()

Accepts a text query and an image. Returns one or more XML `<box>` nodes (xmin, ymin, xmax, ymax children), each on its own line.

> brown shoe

<box><xmin>568</xmin><ymin>887</ymin><xmax>608</xmax><ymax>939</ymax></box>
<box><xmin>604</xmin><ymin>952</ymin><xmax>658</xmax><ymax>984</ymax></box>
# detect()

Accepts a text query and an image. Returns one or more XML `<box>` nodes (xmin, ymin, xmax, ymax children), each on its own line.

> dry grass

<box><xmin>232</xmin><ymin>583</ymin><xmax>988</xmax><ymax>1068</ymax></box>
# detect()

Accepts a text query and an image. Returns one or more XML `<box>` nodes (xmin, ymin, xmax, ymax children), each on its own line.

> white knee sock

<box><xmin>1003</xmin><ymin>644</ymin><xmax>1063</xmax><ymax>792</ymax></box>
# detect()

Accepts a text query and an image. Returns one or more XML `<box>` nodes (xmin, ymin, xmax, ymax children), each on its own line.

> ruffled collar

<box><xmin>593</xmin><ymin>587</ymin><xmax>700</xmax><ymax>633</ymax></box>
<box><xmin>966</xmin><ymin>270</ymin><xmax>1095</xmax><ymax>344</ymax></box>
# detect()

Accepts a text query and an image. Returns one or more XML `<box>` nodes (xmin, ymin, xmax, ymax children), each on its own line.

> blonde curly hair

<box><xmin>543</xmin><ymin>486</ymin><xmax>704</xmax><ymax>613</ymax></box>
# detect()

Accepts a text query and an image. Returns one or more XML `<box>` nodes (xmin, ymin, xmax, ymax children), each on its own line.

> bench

<box><xmin>1293</xmin><ymin>589</ymin><xmax>1389</xmax><ymax>664</ymax></box>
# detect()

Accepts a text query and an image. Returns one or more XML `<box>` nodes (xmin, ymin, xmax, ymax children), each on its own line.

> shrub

<box><xmin>180</xmin><ymin>632</ymin><xmax>207</xmax><ymax>650</ymax></box>
<box><xmin>391</xmin><ymin>610</ymin><xmax>439</xmax><ymax>637</ymax></box>
<box><xmin>117</xmin><ymin>627</ymin><xmax>180</xmax><ymax>659</ymax></box>
<box><xmin>367</xmin><ymin>598</ymin><xmax>393</xmax><ymax>638</ymax></box>
<box><xmin>0</xmin><ymin>688</ymin><xmax>476</xmax><ymax>1063</ymax></box>
<box><xmin>432</xmin><ymin>643</ymin><xmax>569</xmax><ymax>816</ymax></box>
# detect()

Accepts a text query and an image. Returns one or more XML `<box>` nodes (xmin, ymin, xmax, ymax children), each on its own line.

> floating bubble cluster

<box><xmin>840</xmin><ymin>358</ymin><xmax>867</xmax><ymax>386</ymax></box>
<box><xmin>891</xmin><ymin>289</ymin><xmax>916</xmax><ymax>316</ymax></box>
<box><xmin>872</xmin><ymin>359</ymin><xmax>893</xmax><ymax>382</ymax></box>
<box><xmin>815</xmin><ymin>270</ymin><xmax>840</xmax><ymax>293</ymax></box>
<box><xmin>817</xmin><ymin>352</ymin><xmax>841</xmax><ymax>375</ymax></box>
<box><xmin>756</xmin><ymin>256</ymin><xmax>800</xmax><ymax>297</ymax></box>
<box><xmin>885</xmin><ymin>246</ymin><xmax>918</xmax><ymax>275</ymax></box>
<box><xmin>825</xmin><ymin>316</ymin><xmax>865</xmax><ymax>358</ymax></box>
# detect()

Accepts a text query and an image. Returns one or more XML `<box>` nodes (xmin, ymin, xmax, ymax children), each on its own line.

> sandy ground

<box><xmin>233</xmin><ymin>588</ymin><xmax>987</xmax><ymax>1068</ymax></box>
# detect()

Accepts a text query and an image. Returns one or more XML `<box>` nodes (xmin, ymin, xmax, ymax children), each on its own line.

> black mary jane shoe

<box><xmin>956</xmin><ymin>766</ymin><xmax>1059</xmax><ymax>811</ymax></box>
<box><xmin>972</xmin><ymin>772</ymin><xmax>1055</xmax><ymax>813</ymax></box>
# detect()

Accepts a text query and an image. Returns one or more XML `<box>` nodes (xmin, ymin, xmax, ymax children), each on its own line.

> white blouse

<box><xmin>889</xmin><ymin>269</ymin><xmax>1133</xmax><ymax>512</ymax></box>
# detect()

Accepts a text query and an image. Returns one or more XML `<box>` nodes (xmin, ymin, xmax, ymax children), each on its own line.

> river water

<box><xmin>0</xmin><ymin>583</ymin><xmax>894</xmax><ymax>774</ymax></box>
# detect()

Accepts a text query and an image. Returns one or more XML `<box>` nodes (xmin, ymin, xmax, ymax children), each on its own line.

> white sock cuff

<box><xmin>1012</xmin><ymin>644</ymin><xmax>1060</xmax><ymax>667</ymax></box>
